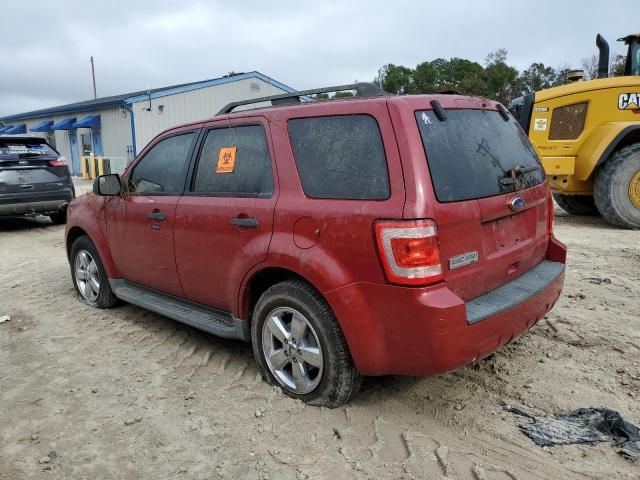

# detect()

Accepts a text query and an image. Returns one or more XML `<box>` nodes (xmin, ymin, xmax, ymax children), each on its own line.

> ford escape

<box><xmin>65</xmin><ymin>83</ymin><xmax>566</xmax><ymax>407</ymax></box>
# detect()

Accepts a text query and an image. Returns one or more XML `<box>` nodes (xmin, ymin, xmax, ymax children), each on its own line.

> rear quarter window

<box><xmin>416</xmin><ymin>109</ymin><xmax>545</xmax><ymax>202</ymax></box>
<box><xmin>287</xmin><ymin>115</ymin><xmax>390</xmax><ymax>200</ymax></box>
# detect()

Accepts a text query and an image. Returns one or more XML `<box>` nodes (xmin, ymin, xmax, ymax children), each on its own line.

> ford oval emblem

<box><xmin>510</xmin><ymin>196</ymin><xmax>525</xmax><ymax>211</ymax></box>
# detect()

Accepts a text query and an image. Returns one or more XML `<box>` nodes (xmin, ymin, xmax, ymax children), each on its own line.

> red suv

<box><xmin>65</xmin><ymin>84</ymin><xmax>566</xmax><ymax>407</ymax></box>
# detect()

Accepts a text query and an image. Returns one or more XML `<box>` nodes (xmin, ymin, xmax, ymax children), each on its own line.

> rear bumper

<box><xmin>326</xmin><ymin>236</ymin><xmax>567</xmax><ymax>376</ymax></box>
<box><xmin>0</xmin><ymin>189</ymin><xmax>73</xmax><ymax>216</ymax></box>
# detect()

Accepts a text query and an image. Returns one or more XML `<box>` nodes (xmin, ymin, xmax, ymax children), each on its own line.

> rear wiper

<box><xmin>500</xmin><ymin>164</ymin><xmax>542</xmax><ymax>186</ymax></box>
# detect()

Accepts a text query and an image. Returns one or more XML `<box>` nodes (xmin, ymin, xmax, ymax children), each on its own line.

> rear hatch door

<box><xmin>0</xmin><ymin>137</ymin><xmax>67</xmax><ymax>195</ymax></box>
<box><xmin>413</xmin><ymin>105</ymin><xmax>550</xmax><ymax>301</ymax></box>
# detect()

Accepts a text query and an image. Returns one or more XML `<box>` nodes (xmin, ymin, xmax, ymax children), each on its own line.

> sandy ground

<box><xmin>1</xmin><ymin>185</ymin><xmax>639</xmax><ymax>479</ymax></box>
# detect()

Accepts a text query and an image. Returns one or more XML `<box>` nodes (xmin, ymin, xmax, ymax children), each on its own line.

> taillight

<box><xmin>548</xmin><ymin>192</ymin><xmax>555</xmax><ymax>235</ymax></box>
<box><xmin>48</xmin><ymin>156</ymin><xmax>67</xmax><ymax>167</ymax></box>
<box><xmin>374</xmin><ymin>219</ymin><xmax>443</xmax><ymax>286</ymax></box>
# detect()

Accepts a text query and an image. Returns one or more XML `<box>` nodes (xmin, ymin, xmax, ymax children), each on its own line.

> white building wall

<box><xmin>10</xmin><ymin>108</ymin><xmax>132</xmax><ymax>164</ymax></box>
<box><xmin>131</xmin><ymin>77</ymin><xmax>287</xmax><ymax>151</ymax></box>
<box><xmin>4</xmin><ymin>75</ymin><xmax>293</xmax><ymax>172</ymax></box>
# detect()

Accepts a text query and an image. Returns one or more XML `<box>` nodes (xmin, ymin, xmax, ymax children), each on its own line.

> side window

<box><xmin>287</xmin><ymin>115</ymin><xmax>390</xmax><ymax>200</ymax></box>
<box><xmin>129</xmin><ymin>132</ymin><xmax>195</xmax><ymax>194</ymax></box>
<box><xmin>192</xmin><ymin>125</ymin><xmax>273</xmax><ymax>197</ymax></box>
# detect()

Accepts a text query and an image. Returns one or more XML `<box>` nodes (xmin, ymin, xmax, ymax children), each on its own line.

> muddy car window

<box><xmin>416</xmin><ymin>109</ymin><xmax>545</xmax><ymax>202</ymax></box>
<box><xmin>192</xmin><ymin>125</ymin><xmax>273</xmax><ymax>197</ymax></box>
<box><xmin>129</xmin><ymin>132</ymin><xmax>195</xmax><ymax>194</ymax></box>
<box><xmin>287</xmin><ymin>115</ymin><xmax>390</xmax><ymax>200</ymax></box>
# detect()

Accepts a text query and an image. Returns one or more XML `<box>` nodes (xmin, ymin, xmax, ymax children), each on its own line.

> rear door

<box><xmin>0</xmin><ymin>137</ymin><xmax>69</xmax><ymax>196</ymax></box>
<box><xmin>406</xmin><ymin>103</ymin><xmax>550</xmax><ymax>301</ymax></box>
<box><xmin>174</xmin><ymin>118</ymin><xmax>277</xmax><ymax>311</ymax></box>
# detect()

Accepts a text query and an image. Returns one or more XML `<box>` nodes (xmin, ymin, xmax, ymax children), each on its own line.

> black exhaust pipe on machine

<box><xmin>596</xmin><ymin>33</ymin><xmax>610</xmax><ymax>78</ymax></box>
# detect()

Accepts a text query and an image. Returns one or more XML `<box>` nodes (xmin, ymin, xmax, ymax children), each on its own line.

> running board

<box><xmin>109</xmin><ymin>280</ymin><xmax>249</xmax><ymax>341</ymax></box>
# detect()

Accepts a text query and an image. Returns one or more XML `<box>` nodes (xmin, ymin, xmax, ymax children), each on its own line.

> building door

<box><xmin>81</xmin><ymin>133</ymin><xmax>92</xmax><ymax>156</ymax></box>
<box><xmin>69</xmin><ymin>131</ymin><xmax>80</xmax><ymax>174</ymax></box>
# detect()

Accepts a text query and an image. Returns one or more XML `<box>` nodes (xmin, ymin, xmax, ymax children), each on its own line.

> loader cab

<box><xmin>620</xmin><ymin>34</ymin><xmax>640</xmax><ymax>76</ymax></box>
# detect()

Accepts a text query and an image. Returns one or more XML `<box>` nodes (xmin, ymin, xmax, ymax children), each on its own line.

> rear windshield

<box><xmin>416</xmin><ymin>109</ymin><xmax>544</xmax><ymax>202</ymax></box>
<box><xmin>0</xmin><ymin>139</ymin><xmax>58</xmax><ymax>160</ymax></box>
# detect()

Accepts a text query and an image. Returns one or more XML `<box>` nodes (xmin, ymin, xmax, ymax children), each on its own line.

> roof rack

<box><xmin>217</xmin><ymin>82</ymin><xmax>387</xmax><ymax>115</ymax></box>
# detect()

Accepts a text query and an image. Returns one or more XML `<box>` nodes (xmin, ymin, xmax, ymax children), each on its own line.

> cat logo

<box><xmin>618</xmin><ymin>93</ymin><xmax>640</xmax><ymax>110</ymax></box>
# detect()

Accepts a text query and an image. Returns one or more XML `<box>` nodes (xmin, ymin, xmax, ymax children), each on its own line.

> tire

<box><xmin>49</xmin><ymin>210</ymin><xmax>67</xmax><ymax>224</ymax></box>
<box><xmin>593</xmin><ymin>143</ymin><xmax>640</xmax><ymax>229</ymax></box>
<box><xmin>70</xmin><ymin>235</ymin><xmax>119</xmax><ymax>308</ymax></box>
<box><xmin>552</xmin><ymin>193</ymin><xmax>598</xmax><ymax>216</ymax></box>
<box><xmin>251</xmin><ymin>280</ymin><xmax>362</xmax><ymax>408</ymax></box>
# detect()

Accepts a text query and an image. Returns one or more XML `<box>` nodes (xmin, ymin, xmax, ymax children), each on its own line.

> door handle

<box><xmin>147</xmin><ymin>211</ymin><xmax>166</xmax><ymax>221</ymax></box>
<box><xmin>231</xmin><ymin>217</ymin><xmax>259</xmax><ymax>228</ymax></box>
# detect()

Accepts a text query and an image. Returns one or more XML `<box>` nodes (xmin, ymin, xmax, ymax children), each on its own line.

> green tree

<box><xmin>516</xmin><ymin>63</ymin><xmax>558</xmax><ymax>95</ymax></box>
<box><xmin>483</xmin><ymin>49</ymin><xmax>519</xmax><ymax>104</ymax></box>
<box><xmin>375</xmin><ymin>64</ymin><xmax>414</xmax><ymax>94</ymax></box>
<box><xmin>413</xmin><ymin>57</ymin><xmax>486</xmax><ymax>95</ymax></box>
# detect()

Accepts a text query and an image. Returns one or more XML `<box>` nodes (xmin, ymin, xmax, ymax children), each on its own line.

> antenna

<box><xmin>90</xmin><ymin>56</ymin><xmax>97</xmax><ymax>99</ymax></box>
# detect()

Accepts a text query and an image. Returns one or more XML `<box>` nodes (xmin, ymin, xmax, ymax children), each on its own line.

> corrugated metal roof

<box><xmin>1</xmin><ymin>71</ymin><xmax>295</xmax><ymax>122</ymax></box>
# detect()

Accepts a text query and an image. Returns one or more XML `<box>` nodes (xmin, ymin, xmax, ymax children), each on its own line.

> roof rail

<box><xmin>216</xmin><ymin>82</ymin><xmax>387</xmax><ymax>115</ymax></box>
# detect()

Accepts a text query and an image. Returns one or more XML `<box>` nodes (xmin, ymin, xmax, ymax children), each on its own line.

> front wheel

<box><xmin>251</xmin><ymin>280</ymin><xmax>361</xmax><ymax>408</ymax></box>
<box><xmin>593</xmin><ymin>143</ymin><xmax>640</xmax><ymax>229</ymax></box>
<box><xmin>70</xmin><ymin>236</ymin><xmax>119</xmax><ymax>308</ymax></box>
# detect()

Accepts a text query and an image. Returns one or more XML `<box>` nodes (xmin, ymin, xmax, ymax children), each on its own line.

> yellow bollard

<box><xmin>96</xmin><ymin>156</ymin><xmax>104</xmax><ymax>176</ymax></box>
<box><xmin>88</xmin><ymin>154</ymin><xmax>96</xmax><ymax>180</ymax></box>
<box><xmin>81</xmin><ymin>156</ymin><xmax>90</xmax><ymax>180</ymax></box>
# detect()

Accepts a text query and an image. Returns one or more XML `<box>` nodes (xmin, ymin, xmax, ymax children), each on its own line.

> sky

<box><xmin>0</xmin><ymin>0</ymin><xmax>638</xmax><ymax>117</ymax></box>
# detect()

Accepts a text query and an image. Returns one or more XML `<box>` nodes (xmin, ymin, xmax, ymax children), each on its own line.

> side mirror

<box><xmin>93</xmin><ymin>174</ymin><xmax>122</xmax><ymax>196</ymax></box>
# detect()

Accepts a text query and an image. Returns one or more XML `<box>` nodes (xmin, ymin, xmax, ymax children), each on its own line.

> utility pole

<box><xmin>90</xmin><ymin>56</ymin><xmax>97</xmax><ymax>99</ymax></box>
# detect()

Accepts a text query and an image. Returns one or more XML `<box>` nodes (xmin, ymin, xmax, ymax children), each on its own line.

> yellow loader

<box><xmin>510</xmin><ymin>33</ymin><xmax>640</xmax><ymax>229</ymax></box>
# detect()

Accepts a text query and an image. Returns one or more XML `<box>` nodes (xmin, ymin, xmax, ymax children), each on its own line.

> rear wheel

<box><xmin>593</xmin><ymin>143</ymin><xmax>640</xmax><ymax>229</ymax></box>
<box><xmin>251</xmin><ymin>280</ymin><xmax>361</xmax><ymax>408</ymax></box>
<box><xmin>70</xmin><ymin>236</ymin><xmax>119</xmax><ymax>308</ymax></box>
<box><xmin>552</xmin><ymin>193</ymin><xmax>598</xmax><ymax>216</ymax></box>
<box><xmin>49</xmin><ymin>210</ymin><xmax>67</xmax><ymax>224</ymax></box>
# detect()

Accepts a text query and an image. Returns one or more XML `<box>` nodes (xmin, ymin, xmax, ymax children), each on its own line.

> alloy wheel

<box><xmin>261</xmin><ymin>307</ymin><xmax>324</xmax><ymax>394</ymax></box>
<box><xmin>74</xmin><ymin>250</ymin><xmax>100</xmax><ymax>303</ymax></box>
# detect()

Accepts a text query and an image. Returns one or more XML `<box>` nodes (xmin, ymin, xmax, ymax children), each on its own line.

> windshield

<box><xmin>0</xmin><ymin>139</ymin><xmax>58</xmax><ymax>160</ymax></box>
<box><xmin>416</xmin><ymin>109</ymin><xmax>545</xmax><ymax>202</ymax></box>
<box><xmin>630</xmin><ymin>41</ymin><xmax>640</xmax><ymax>76</ymax></box>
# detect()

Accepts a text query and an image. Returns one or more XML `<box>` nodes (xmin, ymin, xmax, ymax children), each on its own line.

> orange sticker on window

<box><xmin>217</xmin><ymin>147</ymin><xmax>237</xmax><ymax>173</ymax></box>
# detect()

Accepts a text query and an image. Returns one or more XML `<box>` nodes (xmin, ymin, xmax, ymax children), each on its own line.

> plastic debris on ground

<box><xmin>505</xmin><ymin>406</ymin><xmax>640</xmax><ymax>461</ymax></box>
<box><xmin>0</xmin><ymin>315</ymin><xmax>10</xmax><ymax>323</ymax></box>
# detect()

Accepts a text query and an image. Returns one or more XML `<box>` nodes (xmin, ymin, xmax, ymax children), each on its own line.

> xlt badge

<box><xmin>449</xmin><ymin>251</ymin><xmax>479</xmax><ymax>270</ymax></box>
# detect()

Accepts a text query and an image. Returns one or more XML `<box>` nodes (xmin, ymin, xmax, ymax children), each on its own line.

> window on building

<box><xmin>287</xmin><ymin>115</ymin><xmax>390</xmax><ymax>200</ymax></box>
<box><xmin>129</xmin><ymin>132</ymin><xmax>195</xmax><ymax>194</ymax></box>
<box><xmin>191</xmin><ymin>125</ymin><xmax>273</xmax><ymax>197</ymax></box>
